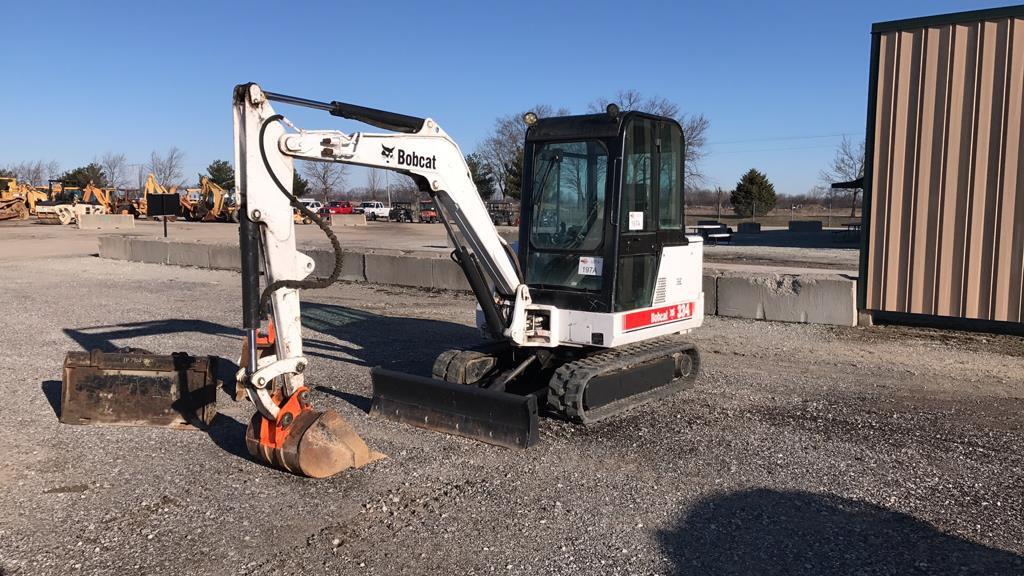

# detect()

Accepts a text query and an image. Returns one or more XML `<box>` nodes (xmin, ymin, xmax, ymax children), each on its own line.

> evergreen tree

<box><xmin>292</xmin><ymin>172</ymin><xmax>311</xmax><ymax>196</ymax></box>
<box><xmin>466</xmin><ymin>153</ymin><xmax>495</xmax><ymax>200</ymax></box>
<box><xmin>206</xmin><ymin>159</ymin><xmax>235</xmax><ymax>189</ymax></box>
<box><xmin>60</xmin><ymin>163</ymin><xmax>108</xmax><ymax>188</ymax></box>
<box><xmin>504</xmin><ymin>148</ymin><xmax>524</xmax><ymax>199</ymax></box>
<box><xmin>730</xmin><ymin>168</ymin><xmax>776</xmax><ymax>217</ymax></box>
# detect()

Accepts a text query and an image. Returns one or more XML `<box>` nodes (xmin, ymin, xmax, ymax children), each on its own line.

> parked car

<box><xmin>319</xmin><ymin>200</ymin><xmax>353</xmax><ymax>215</ymax></box>
<box><xmin>418</xmin><ymin>202</ymin><xmax>439</xmax><ymax>223</ymax></box>
<box><xmin>388</xmin><ymin>205</ymin><xmax>414</xmax><ymax>222</ymax></box>
<box><xmin>356</xmin><ymin>201</ymin><xmax>391</xmax><ymax>221</ymax></box>
<box><xmin>298</xmin><ymin>198</ymin><xmax>324</xmax><ymax>215</ymax></box>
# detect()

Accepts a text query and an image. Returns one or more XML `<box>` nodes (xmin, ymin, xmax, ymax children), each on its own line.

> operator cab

<box><xmin>519</xmin><ymin>110</ymin><xmax>689</xmax><ymax>314</ymax></box>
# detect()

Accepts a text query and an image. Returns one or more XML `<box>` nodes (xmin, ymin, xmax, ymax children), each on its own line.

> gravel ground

<box><xmin>1</xmin><ymin>256</ymin><xmax>1022</xmax><ymax>575</ymax></box>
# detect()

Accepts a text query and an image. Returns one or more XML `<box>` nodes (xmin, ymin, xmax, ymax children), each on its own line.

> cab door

<box><xmin>614</xmin><ymin>115</ymin><xmax>686</xmax><ymax>312</ymax></box>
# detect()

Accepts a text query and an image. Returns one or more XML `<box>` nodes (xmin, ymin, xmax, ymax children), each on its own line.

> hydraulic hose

<box><xmin>256</xmin><ymin>114</ymin><xmax>345</xmax><ymax>318</ymax></box>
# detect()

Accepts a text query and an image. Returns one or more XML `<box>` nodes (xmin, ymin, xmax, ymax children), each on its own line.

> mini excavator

<box><xmin>233</xmin><ymin>83</ymin><xmax>704</xmax><ymax>478</ymax></box>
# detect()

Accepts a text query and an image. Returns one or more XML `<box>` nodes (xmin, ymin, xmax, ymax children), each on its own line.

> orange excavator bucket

<box><xmin>245</xmin><ymin>391</ymin><xmax>376</xmax><ymax>478</ymax></box>
<box><xmin>238</xmin><ymin>322</ymin><xmax>381</xmax><ymax>478</ymax></box>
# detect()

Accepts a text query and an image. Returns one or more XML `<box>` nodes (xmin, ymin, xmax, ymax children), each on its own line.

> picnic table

<box><xmin>837</xmin><ymin>221</ymin><xmax>862</xmax><ymax>242</ymax></box>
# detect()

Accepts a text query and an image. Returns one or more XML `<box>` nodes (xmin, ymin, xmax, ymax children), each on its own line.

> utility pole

<box><xmin>716</xmin><ymin>187</ymin><xmax>723</xmax><ymax>221</ymax></box>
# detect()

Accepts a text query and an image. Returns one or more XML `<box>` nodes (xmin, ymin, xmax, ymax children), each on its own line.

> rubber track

<box><xmin>547</xmin><ymin>336</ymin><xmax>700</xmax><ymax>424</ymax></box>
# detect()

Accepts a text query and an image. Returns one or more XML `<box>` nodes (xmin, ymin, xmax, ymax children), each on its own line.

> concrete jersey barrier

<box><xmin>98</xmin><ymin>236</ymin><xmax>859</xmax><ymax>327</ymax></box>
<box><xmin>78</xmin><ymin>214</ymin><xmax>136</xmax><ymax>230</ymax></box>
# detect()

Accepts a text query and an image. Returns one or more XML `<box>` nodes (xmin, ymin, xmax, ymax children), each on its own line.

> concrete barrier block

<box><xmin>788</xmin><ymin>220</ymin><xmax>823</xmax><ymax>232</ymax></box>
<box><xmin>99</xmin><ymin>236</ymin><xmax>130</xmax><ymax>260</ymax></box>
<box><xmin>307</xmin><ymin>249</ymin><xmax>365</xmax><ymax>282</ymax></box>
<box><xmin>127</xmin><ymin>239</ymin><xmax>168</xmax><ymax>265</ymax></box>
<box><xmin>432</xmin><ymin>258</ymin><xmax>471</xmax><ymax>291</ymax></box>
<box><xmin>737</xmin><ymin>222</ymin><xmax>761</xmax><ymax>234</ymax></box>
<box><xmin>308</xmin><ymin>250</ymin><xmax>333</xmax><ymax>280</ymax></box>
<box><xmin>208</xmin><ymin>244</ymin><xmax>242</xmax><ymax>271</ymax></box>
<box><xmin>340</xmin><ymin>251</ymin><xmax>366</xmax><ymax>282</ymax></box>
<box><xmin>365</xmin><ymin>252</ymin><xmax>434</xmax><ymax>288</ymax></box>
<box><xmin>858</xmin><ymin>310</ymin><xmax>874</xmax><ymax>327</ymax></box>
<box><xmin>717</xmin><ymin>272</ymin><xmax>856</xmax><ymax>327</ymax></box>
<box><xmin>330</xmin><ymin>213</ymin><xmax>367</xmax><ymax>227</ymax></box>
<box><xmin>78</xmin><ymin>214</ymin><xmax>136</xmax><ymax>230</ymax></box>
<box><xmin>702</xmin><ymin>274</ymin><xmax>717</xmax><ymax>316</ymax></box>
<box><xmin>167</xmin><ymin>242</ymin><xmax>211</xmax><ymax>268</ymax></box>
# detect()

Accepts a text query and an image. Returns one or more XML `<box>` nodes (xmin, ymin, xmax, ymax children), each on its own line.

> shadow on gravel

<box><xmin>211</xmin><ymin>356</ymin><xmax>240</xmax><ymax>397</ymax></box>
<box><xmin>300</xmin><ymin>302</ymin><xmax>482</xmax><ymax>374</ymax></box>
<box><xmin>63</xmin><ymin>319</ymin><xmax>242</xmax><ymax>352</ymax></box>
<box><xmin>206</xmin><ymin>413</ymin><xmax>251</xmax><ymax>461</ymax></box>
<box><xmin>315</xmin><ymin>386</ymin><xmax>373</xmax><ymax>413</ymax></box>
<box><xmin>299</xmin><ymin>302</ymin><xmax>482</xmax><ymax>412</ymax></box>
<box><xmin>42</xmin><ymin>380</ymin><xmax>61</xmax><ymax>417</ymax></box>
<box><xmin>660</xmin><ymin>489</ymin><xmax>1024</xmax><ymax>575</ymax></box>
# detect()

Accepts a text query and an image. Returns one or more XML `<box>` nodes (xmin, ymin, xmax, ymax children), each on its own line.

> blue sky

<box><xmin>1</xmin><ymin>0</ymin><xmax>1013</xmax><ymax>194</ymax></box>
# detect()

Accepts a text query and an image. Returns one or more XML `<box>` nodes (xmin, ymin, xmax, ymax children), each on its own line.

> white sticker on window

<box><xmin>628</xmin><ymin>211</ymin><xmax>644</xmax><ymax>231</ymax></box>
<box><xmin>578</xmin><ymin>256</ymin><xmax>603</xmax><ymax>276</ymax></box>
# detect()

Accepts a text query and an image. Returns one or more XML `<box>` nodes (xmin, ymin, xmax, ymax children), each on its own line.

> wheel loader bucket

<box><xmin>370</xmin><ymin>367</ymin><xmax>539</xmax><ymax>449</ymax></box>
<box><xmin>61</xmin><ymin>350</ymin><xmax>217</xmax><ymax>428</ymax></box>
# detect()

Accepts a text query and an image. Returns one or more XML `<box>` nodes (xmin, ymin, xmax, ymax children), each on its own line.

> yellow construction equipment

<box><xmin>181</xmin><ymin>176</ymin><xmax>238</xmax><ymax>222</ymax></box>
<box><xmin>0</xmin><ymin>177</ymin><xmax>47</xmax><ymax>221</ymax></box>
<box><xmin>129</xmin><ymin>173</ymin><xmax>181</xmax><ymax>220</ymax></box>
<box><xmin>36</xmin><ymin>181</ymin><xmax>110</xmax><ymax>225</ymax></box>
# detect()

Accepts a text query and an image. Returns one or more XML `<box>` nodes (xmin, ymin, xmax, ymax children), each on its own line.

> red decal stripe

<box><xmin>622</xmin><ymin>302</ymin><xmax>694</xmax><ymax>331</ymax></box>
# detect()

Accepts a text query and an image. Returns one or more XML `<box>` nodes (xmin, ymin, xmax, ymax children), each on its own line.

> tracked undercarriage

<box><xmin>431</xmin><ymin>336</ymin><xmax>701</xmax><ymax>427</ymax></box>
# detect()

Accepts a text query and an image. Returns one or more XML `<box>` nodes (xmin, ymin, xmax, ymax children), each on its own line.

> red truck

<box><xmin>319</xmin><ymin>200</ymin><xmax>353</xmax><ymax>215</ymax></box>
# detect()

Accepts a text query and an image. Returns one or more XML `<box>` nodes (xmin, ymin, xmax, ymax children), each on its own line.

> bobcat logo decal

<box><xmin>381</xmin><ymin>145</ymin><xmax>395</xmax><ymax>163</ymax></box>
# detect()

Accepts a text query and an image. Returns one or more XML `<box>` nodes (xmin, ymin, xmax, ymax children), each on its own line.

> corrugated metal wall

<box><xmin>866</xmin><ymin>13</ymin><xmax>1024</xmax><ymax>323</ymax></box>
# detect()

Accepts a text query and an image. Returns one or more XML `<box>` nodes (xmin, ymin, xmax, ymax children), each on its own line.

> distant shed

<box><xmin>861</xmin><ymin>5</ymin><xmax>1024</xmax><ymax>333</ymax></box>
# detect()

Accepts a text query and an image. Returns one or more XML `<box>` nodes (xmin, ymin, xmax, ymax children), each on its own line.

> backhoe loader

<box><xmin>128</xmin><ymin>173</ymin><xmax>181</xmax><ymax>219</ymax></box>
<box><xmin>36</xmin><ymin>181</ymin><xmax>110</xmax><ymax>225</ymax></box>
<box><xmin>181</xmin><ymin>176</ymin><xmax>239</xmax><ymax>222</ymax></box>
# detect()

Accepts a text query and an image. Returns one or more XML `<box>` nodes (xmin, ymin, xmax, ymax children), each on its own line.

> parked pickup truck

<box><xmin>355</xmin><ymin>201</ymin><xmax>390</xmax><ymax>221</ymax></box>
<box><xmin>319</xmin><ymin>200</ymin><xmax>353</xmax><ymax>215</ymax></box>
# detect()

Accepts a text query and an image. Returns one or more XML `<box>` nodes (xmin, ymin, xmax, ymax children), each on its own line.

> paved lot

<box><xmin>0</xmin><ymin>253</ymin><xmax>1021</xmax><ymax>575</ymax></box>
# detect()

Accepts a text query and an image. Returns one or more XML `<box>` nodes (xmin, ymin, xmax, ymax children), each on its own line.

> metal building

<box><xmin>861</xmin><ymin>5</ymin><xmax>1024</xmax><ymax>333</ymax></box>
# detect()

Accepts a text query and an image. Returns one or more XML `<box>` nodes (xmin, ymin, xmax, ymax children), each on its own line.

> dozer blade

<box><xmin>370</xmin><ymin>367</ymin><xmax>539</xmax><ymax>449</ymax></box>
<box><xmin>61</xmin><ymin>350</ymin><xmax>217</xmax><ymax>428</ymax></box>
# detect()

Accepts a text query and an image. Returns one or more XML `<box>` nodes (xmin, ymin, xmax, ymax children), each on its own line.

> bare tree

<box><xmin>300</xmin><ymin>161</ymin><xmax>348</xmax><ymax>202</ymax></box>
<box><xmin>477</xmin><ymin>104</ymin><xmax>570</xmax><ymax>198</ymax></box>
<box><xmin>819</xmin><ymin>136</ymin><xmax>865</xmax><ymax>217</ymax></box>
<box><xmin>389</xmin><ymin>175</ymin><xmax>420</xmax><ymax>204</ymax></box>
<box><xmin>147</xmin><ymin>147</ymin><xmax>186</xmax><ymax>187</ymax></box>
<box><xmin>99</xmin><ymin>152</ymin><xmax>127</xmax><ymax>188</ymax></box>
<box><xmin>589</xmin><ymin>89</ymin><xmax>710</xmax><ymax>188</ymax></box>
<box><xmin>366</xmin><ymin>168</ymin><xmax>384</xmax><ymax>201</ymax></box>
<box><xmin>7</xmin><ymin>160</ymin><xmax>60</xmax><ymax>186</ymax></box>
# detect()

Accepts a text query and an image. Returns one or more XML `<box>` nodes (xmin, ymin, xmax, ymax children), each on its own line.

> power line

<box><xmin>708</xmin><ymin>142</ymin><xmax>853</xmax><ymax>155</ymax></box>
<box><xmin>709</xmin><ymin>131</ymin><xmax>863</xmax><ymax>146</ymax></box>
